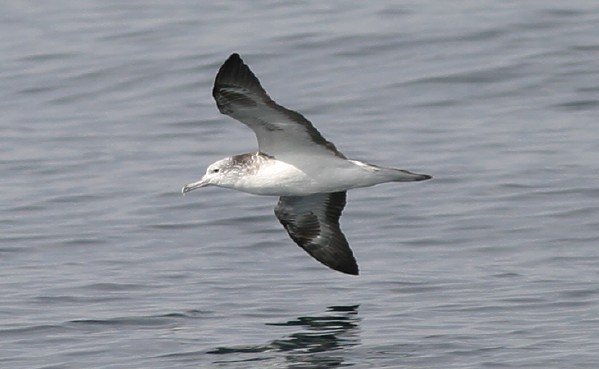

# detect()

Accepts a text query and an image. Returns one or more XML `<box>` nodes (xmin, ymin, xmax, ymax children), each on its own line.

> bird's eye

<box><xmin>212</xmin><ymin>168</ymin><xmax>220</xmax><ymax>173</ymax></box>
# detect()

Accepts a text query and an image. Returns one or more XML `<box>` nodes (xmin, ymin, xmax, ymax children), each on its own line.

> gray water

<box><xmin>2</xmin><ymin>1</ymin><xmax>599</xmax><ymax>368</ymax></box>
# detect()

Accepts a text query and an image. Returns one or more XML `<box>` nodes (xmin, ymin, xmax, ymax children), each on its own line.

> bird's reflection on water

<box><xmin>209</xmin><ymin>305</ymin><xmax>360</xmax><ymax>368</ymax></box>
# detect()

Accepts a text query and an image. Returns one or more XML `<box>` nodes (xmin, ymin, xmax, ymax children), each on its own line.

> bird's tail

<box><xmin>389</xmin><ymin>168</ymin><xmax>432</xmax><ymax>182</ymax></box>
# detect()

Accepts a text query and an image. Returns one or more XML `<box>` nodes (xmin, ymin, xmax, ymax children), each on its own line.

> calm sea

<box><xmin>2</xmin><ymin>1</ymin><xmax>598</xmax><ymax>368</ymax></box>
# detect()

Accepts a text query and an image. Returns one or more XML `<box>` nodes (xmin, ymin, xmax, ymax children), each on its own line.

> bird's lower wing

<box><xmin>274</xmin><ymin>191</ymin><xmax>359</xmax><ymax>275</ymax></box>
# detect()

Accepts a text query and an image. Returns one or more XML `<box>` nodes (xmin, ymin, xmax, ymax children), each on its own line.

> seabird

<box><xmin>182</xmin><ymin>53</ymin><xmax>431</xmax><ymax>275</ymax></box>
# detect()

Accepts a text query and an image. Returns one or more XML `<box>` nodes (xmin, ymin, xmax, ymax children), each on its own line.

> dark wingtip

<box><xmin>213</xmin><ymin>53</ymin><xmax>269</xmax><ymax>104</ymax></box>
<box><xmin>226</xmin><ymin>53</ymin><xmax>242</xmax><ymax>63</ymax></box>
<box><xmin>217</xmin><ymin>53</ymin><xmax>245</xmax><ymax>80</ymax></box>
<box><xmin>334</xmin><ymin>260</ymin><xmax>359</xmax><ymax>275</ymax></box>
<box><xmin>344</xmin><ymin>265</ymin><xmax>360</xmax><ymax>276</ymax></box>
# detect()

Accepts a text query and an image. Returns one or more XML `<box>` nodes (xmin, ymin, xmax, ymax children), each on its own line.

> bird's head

<box><xmin>181</xmin><ymin>157</ymin><xmax>239</xmax><ymax>194</ymax></box>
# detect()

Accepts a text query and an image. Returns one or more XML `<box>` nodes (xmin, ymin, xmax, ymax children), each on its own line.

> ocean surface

<box><xmin>2</xmin><ymin>1</ymin><xmax>599</xmax><ymax>368</ymax></box>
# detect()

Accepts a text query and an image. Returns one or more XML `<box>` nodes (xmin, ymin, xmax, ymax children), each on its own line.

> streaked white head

<box><xmin>182</xmin><ymin>157</ymin><xmax>239</xmax><ymax>193</ymax></box>
<box><xmin>182</xmin><ymin>153</ymin><xmax>262</xmax><ymax>194</ymax></box>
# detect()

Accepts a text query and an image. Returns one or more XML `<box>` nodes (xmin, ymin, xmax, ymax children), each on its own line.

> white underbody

<box><xmin>230</xmin><ymin>155</ymin><xmax>412</xmax><ymax>196</ymax></box>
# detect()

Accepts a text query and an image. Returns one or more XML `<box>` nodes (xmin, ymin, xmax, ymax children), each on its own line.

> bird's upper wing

<box><xmin>274</xmin><ymin>191</ymin><xmax>358</xmax><ymax>275</ymax></box>
<box><xmin>212</xmin><ymin>53</ymin><xmax>345</xmax><ymax>161</ymax></box>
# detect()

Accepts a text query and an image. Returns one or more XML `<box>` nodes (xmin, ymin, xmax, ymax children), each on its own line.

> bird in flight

<box><xmin>182</xmin><ymin>53</ymin><xmax>431</xmax><ymax>275</ymax></box>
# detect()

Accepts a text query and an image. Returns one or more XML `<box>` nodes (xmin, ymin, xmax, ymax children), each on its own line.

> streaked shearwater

<box><xmin>182</xmin><ymin>53</ymin><xmax>431</xmax><ymax>275</ymax></box>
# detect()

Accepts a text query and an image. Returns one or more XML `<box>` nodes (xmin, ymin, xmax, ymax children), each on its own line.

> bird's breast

<box><xmin>234</xmin><ymin>160</ymin><xmax>318</xmax><ymax>196</ymax></box>
<box><xmin>232</xmin><ymin>158</ymin><xmax>388</xmax><ymax>196</ymax></box>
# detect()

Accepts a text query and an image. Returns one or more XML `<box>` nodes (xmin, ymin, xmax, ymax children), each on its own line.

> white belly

<box><xmin>234</xmin><ymin>158</ymin><xmax>386</xmax><ymax>196</ymax></box>
<box><xmin>235</xmin><ymin>160</ymin><xmax>316</xmax><ymax>195</ymax></box>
